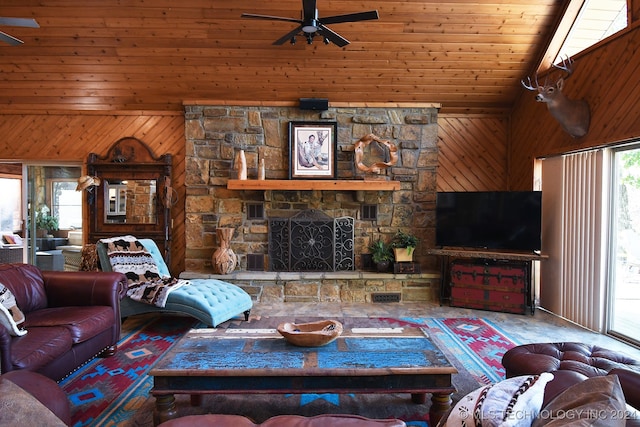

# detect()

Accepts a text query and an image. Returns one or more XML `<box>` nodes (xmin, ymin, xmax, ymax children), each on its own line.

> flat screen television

<box><xmin>435</xmin><ymin>191</ymin><xmax>542</xmax><ymax>252</ymax></box>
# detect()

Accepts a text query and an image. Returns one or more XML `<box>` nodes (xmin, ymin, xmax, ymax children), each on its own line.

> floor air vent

<box><xmin>372</xmin><ymin>293</ymin><xmax>401</xmax><ymax>303</ymax></box>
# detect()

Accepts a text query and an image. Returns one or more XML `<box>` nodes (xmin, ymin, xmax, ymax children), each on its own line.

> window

<box><xmin>539</xmin><ymin>144</ymin><xmax>640</xmax><ymax>347</ymax></box>
<box><xmin>0</xmin><ymin>177</ymin><xmax>21</xmax><ymax>232</ymax></box>
<box><xmin>51</xmin><ymin>179</ymin><xmax>82</xmax><ymax>229</ymax></box>
<box><xmin>608</xmin><ymin>144</ymin><xmax>640</xmax><ymax>346</ymax></box>
<box><xmin>555</xmin><ymin>0</ymin><xmax>627</xmax><ymax>63</ymax></box>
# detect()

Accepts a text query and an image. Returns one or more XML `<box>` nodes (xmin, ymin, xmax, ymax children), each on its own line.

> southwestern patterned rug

<box><xmin>60</xmin><ymin>314</ymin><xmax>519</xmax><ymax>427</ymax></box>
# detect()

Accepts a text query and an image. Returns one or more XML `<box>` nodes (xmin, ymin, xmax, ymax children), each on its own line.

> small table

<box><xmin>149</xmin><ymin>324</ymin><xmax>457</xmax><ymax>425</ymax></box>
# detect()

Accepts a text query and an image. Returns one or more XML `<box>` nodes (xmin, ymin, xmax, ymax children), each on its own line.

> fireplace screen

<box><xmin>269</xmin><ymin>209</ymin><xmax>354</xmax><ymax>272</ymax></box>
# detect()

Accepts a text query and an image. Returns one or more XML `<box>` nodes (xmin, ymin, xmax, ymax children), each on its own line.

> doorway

<box><xmin>608</xmin><ymin>145</ymin><xmax>640</xmax><ymax>345</ymax></box>
<box><xmin>0</xmin><ymin>162</ymin><xmax>81</xmax><ymax>268</ymax></box>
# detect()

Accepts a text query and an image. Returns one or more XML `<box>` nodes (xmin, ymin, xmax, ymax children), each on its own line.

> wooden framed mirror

<box><xmin>86</xmin><ymin>137</ymin><xmax>173</xmax><ymax>263</ymax></box>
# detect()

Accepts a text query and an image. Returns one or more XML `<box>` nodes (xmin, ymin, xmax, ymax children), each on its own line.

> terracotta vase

<box><xmin>236</xmin><ymin>150</ymin><xmax>247</xmax><ymax>180</ymax></box>
<box><xmin>212</xmin><ymin>227</ymin><xmax>237</xmax><ymax>274</ymax></box>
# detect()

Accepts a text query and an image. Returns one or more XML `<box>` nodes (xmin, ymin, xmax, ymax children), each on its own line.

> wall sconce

<box><xmin>163</xmin><ymin>176</ymin><xmax>178</xmax><ymax>208</ymax></box>
<box><xmin>76</xmin><ymin>175</ymin><xmax>101</xmax><ymax>192</ymax></box>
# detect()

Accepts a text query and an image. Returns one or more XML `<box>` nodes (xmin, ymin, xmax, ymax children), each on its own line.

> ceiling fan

<box><xmin>241</xmin><ymin>0</ymin><xmax>379</xmax><ymax>47</ymax></box>
<box><xmin>0</xmin><ymin>17</ymin><xmax>39</xmax><ymax>46</ymax></box>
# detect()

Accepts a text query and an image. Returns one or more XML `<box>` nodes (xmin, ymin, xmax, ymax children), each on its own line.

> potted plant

<box><xmin>391</xmin><ymin>229</ymin><xmax>419</xmax><ymax>262</ymax></box>
<box><xmin>368</xmin><ymin>239</ymin><xmax>393</xmax><ymax>272</ymax></box>
<box><xmin>35</xmin><ymin>205</ymin><xmax>59</xmax><ymax>237</ymax></box>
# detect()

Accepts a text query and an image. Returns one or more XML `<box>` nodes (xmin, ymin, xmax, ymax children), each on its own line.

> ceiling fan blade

<box><xmin>302</xmin><ymin>0</ymin><xmax>318</xmax><ymax>21</ymax></box>
<box><xmin>318</xmin><ymin>25</ymin><xmax>349</xmax><ymax>47</ymax></box>
<box><xmin>0</xmin><ymin>30</ymin><xmax>23</xmax><ymax>46</ymax></box>
<box><xmin>321</xmin><ymin>10</ymin><xmax>379</xmax><ymax>25</ymax></box>
<box><xmin>273</xmin><ymin>26</ymin><xmax>303</xmax><ymax>45</ymax></box>
<box><xmin>0</xmin><ymin>17</ymin><xmax>39</xmax><ymax>28</ymax></box>
<box><xmin>241</xmin><ymin>13</ymin><xmax>301</xmax><ymax>24</ymax></box>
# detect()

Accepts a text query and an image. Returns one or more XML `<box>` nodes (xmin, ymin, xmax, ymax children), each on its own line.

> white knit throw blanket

<box><xmin>100</xmin><ymin>235</ymin><xmax>187</xmax><ymax>307</ymax></box>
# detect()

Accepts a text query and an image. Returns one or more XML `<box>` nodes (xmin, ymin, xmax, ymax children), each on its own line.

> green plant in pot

<box><xmin>391</xmin><ymin>229</ymin><xmax>419</xmax><ymax>262</ymax></box>
<box><xmin>35</xmin><ymin>205</ymin><xmax>59</xmax><ymax>237</ymax></box>
<box><xmin>369</xmin><ymin>239</ymin><xmax>393</xmax><ymax>272</ymax></box>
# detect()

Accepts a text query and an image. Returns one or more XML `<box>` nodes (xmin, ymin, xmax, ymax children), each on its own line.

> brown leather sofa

<box><xmin>157</xmin><ymin>414</ymin><xmax>406</xmax><ymax>427</ymax></box>
<box><xmin>0</xmin><ymin>262</ymin><xmax>127</xmax><ymax>381</ymax></box>
<box><xmin>0</xmin><ymin>369</ymin><xmax>71</xmax><ymax>426</ymax></box>
<box><xmin>502</xmin><ymin>342</ymin><xmax>640</xmax><ymax>418</ymax></box>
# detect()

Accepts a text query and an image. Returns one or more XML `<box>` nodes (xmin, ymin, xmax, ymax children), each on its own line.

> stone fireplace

<box><xmin>181</xmin><ymin>102</ymin><xmax>441</xmax><ymax>303</ymax></box>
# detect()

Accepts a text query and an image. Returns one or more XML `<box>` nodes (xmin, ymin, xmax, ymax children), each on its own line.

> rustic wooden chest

<box><xmin>449</xmin><ymin>259</ymin><xmax>530</xmax><ymax>314</ymax></box>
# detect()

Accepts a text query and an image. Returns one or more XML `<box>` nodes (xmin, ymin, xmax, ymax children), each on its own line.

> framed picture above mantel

<box><xmin>288</xmin><ymin>121</ymin><xmax>337</xmax><ymax>179</ymax></box>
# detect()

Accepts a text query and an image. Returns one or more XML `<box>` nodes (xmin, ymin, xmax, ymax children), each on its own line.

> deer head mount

<box><xmin>522</xmin><ymin>57</ymin><xmax>590</xmax><ymax>138</ymax></box>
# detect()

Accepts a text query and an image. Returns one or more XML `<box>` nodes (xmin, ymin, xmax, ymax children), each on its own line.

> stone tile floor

<box><xmin>250</xmin><ymin>301</ymin><xmax>640</xmax><ymax>359</ymax></box>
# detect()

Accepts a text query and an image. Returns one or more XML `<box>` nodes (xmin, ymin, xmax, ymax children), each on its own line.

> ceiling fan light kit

<box><xmin>242</xmin><ymin>0</ymin><xmax>378</xmax><ymax>47</ymax></box>
<box><xmin>302</xmin><ymin>20</ymin><xmax>318</xmax><ymax>33</ymax></box>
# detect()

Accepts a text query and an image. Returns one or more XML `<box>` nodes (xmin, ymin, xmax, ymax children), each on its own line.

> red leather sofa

<box><xmin>0</xmin><ymin>263</ymin><xmax>127</xmax><ymax>381</ymax></box>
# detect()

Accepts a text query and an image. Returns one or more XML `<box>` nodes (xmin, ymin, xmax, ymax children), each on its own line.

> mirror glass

<box><xmin>104</xmin><ymin>179</ymin><xmax>157</xmax><ymax>224</ymax></box>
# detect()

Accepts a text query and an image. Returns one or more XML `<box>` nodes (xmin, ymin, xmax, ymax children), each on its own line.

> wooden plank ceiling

<box><xmin>0</xmin><ymin>0</ymin><xmax>568</xmax><ymax>114</ymax></box>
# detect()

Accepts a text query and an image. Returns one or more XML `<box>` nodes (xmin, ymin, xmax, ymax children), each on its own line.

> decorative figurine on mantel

<box><xmin>235</xmin><ymin>149</ymin><xmax>247</xmax><ymax>180</ymax></box>
<box><xmin>353</xmin><ymin>133</ymin><xmax>398</xmax><ymax>175</ymax></box>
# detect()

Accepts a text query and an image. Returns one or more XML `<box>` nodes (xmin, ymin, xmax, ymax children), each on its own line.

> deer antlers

<box><xmin>553</xmin><ymin>55</ymin><xmax>575</xmax><ymax>78</ymax></box>
<box><xmin>521</xmin><ymin>56</ymin><xmax>574</xmax><ymax>91</ymax></box>
<box><xmin>521</xmin><ymin>74</ymin><xmax>539</xmax><ymax>91</ymax></box>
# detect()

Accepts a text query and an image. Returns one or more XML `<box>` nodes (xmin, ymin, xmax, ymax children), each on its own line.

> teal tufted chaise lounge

<box><xmin>97</xmin><ymin>239</ymin><xmax>252</xmax><ymax>327</ymax></box>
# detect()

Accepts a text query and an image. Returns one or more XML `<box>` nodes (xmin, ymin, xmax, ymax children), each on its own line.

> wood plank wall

<box><xmin>437</xmin><ymin>114</ymin><xmax>510</xmax><ymax>191</ymax></box>
<box><xmin>1</xmin><ymin>109</ymin><xmax>511</xmax><ymax>275</ymax></box>
<box><xmin>0</xmin><ymin>113</ymin><xmax>187</xmax><ymax>275</ymax></box>
<box><xmin>510</xmin><ymin>21</ymin><xmax>640</xmax><ymax>190</ymax></box>
<box><xmin>0</xmin><ymin>1</ymin><xmax>563</xmax><ymax>115</ymax></box>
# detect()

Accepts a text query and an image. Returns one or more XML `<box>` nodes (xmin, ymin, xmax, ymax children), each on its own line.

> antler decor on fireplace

<box><xmin>353</xmin><ymin>133</ymin><xmax>398</xmax><ymax>174</ymax></box>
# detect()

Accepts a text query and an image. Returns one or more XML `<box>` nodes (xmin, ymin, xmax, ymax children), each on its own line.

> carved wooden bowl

<box><xmin>277</xmin><ymin>320</ymin><xmax>343</xmax><ymax>347</ymax></box>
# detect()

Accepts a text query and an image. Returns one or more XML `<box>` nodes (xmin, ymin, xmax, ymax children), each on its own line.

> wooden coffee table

<box><xmin>149</xmin><ymin>323</ymin><xmax>457</xmax><ymax>424</ymax></box>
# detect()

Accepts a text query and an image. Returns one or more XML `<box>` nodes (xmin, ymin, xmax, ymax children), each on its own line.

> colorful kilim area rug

<box><xmin>59</xmin><ymin>314</ymin><xmax>198</xmax><ymax>427</ymax></box>
<box><xmin>60</xmin><ymin>315</ymin><xmax>519</xmax><ymax>427</ymax></box>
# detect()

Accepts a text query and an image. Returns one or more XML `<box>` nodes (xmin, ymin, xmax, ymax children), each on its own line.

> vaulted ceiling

<box><xmin>0</xmin><ymin>1</ymin><xmax>570</xmax><ymax>114</ymax></box>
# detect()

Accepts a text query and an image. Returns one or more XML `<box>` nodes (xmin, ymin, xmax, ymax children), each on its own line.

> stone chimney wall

<box><xmin>183</xmin><ymin>104</ymin><xmax>439</xmax><ymax>298</ymax></box>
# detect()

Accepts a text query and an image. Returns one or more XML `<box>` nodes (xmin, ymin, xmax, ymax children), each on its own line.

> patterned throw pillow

<box><xmin>0</xmin><ymin>283</ymin><xmax>27</xmax><ymax>336</ymax></box>
<box><xmin>2</xmin><ymin>234</ymin><xmax>22</xmax><ymax>245</ymax></box>
<box><xmin>443</xmin><ymin>373</ymin><xmax>554</xmax><ymax>427</ymax></box>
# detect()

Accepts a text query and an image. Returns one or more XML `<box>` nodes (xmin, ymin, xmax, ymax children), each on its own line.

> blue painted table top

<box><xmin>151</xmin><ymin>325</ymin><xmax>456</xmax><ymax>377</ymax></box>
